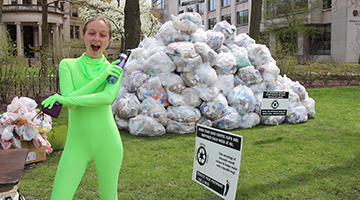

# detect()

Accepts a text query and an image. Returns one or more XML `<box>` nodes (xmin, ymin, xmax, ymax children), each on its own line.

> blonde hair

<box><xmin>83</xmin><ymin>16</ymin><xmax>112</xmax><ymax>40</ymax></box>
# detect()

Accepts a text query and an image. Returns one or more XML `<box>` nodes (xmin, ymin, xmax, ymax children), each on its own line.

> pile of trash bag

<box><xmin>112</xmin><ymin>12</ymin><xmax>316</xmax><ymax>136</ymax></box>
<box><xmin>0</xmin><ymin>97</ymin><xmax>53</xmax><ymax>154</ymax></box>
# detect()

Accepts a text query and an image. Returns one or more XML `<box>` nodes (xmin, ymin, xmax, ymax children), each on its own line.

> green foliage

<box><xmin>269</xmin><ymin>42</ymin><xmax>299</xmax><ymax>79</ymax></box>
<box><xmin>0</xmin><ymin>34</ymin><xmax>27</xmax><ymax>103</ymax></box>
<box><xmin>297</xmin><ymin>60</ymin><xmax>360</xmax><ymax>87</ymax></box>
<box><xmin>16</xmin><ymin>86</ymin><xmax>360</xmax><ymax>199</ymax></box>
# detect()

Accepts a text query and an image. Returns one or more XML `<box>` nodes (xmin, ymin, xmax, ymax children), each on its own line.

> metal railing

<box><xmin>0</xmin><ymin>67</ymin><xmax>59</xmax><ymax>104</ymax></box>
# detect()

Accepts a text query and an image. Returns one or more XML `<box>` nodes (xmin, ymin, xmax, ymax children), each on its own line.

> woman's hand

<box><xmin>41</xmin><ymin>94</ymin><xmax>65</xmax><ymax>109</ymax></box>
<box><xmin>99</xmin><ymin>62</ymin><xmax>123</xmax><ymax>81</ymax></box>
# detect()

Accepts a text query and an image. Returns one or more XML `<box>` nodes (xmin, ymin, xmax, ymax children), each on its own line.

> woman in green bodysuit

<box><xmin>42</xmin><ymin>16</ymin><xmax>123</xmax><ymax>200</ymax></box>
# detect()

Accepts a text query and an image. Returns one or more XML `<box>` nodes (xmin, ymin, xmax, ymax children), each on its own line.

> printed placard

<box><xmin>192</xmin><ymin>124</ymin><xmax>243</xmax><ymax>200</ymax></box>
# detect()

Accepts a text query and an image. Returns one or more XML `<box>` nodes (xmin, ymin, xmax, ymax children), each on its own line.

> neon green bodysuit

<box><xmin>42</xmin><ymin>53</ymin><xmax>123</xmax><ymax>200</ymax></box>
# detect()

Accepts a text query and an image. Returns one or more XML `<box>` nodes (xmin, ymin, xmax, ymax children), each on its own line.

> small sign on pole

<box><xmin>181</xmin><ymin>0</ymin><xmax>205</xmax><ymax>6</ymax></box>
<box><xmin>261</xmin><ymin>91</ymin><xmax>289</xmax><ymax>116</ymax></box>
<box><xmin>192</xmin><ymin>124</ymin><xmax>243</xmax><ymax>200</ymax></box>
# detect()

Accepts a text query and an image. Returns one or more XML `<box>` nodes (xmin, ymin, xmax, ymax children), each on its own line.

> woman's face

<box><xmin>83</xmin><ymin>20</ymin><xmax>111</xmax><ymax>59</ymax></box>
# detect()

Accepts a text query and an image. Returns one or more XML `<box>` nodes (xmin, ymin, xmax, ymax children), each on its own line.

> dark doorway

<box><xmin>23</xmin><ymin>26</ymin><xmax>34</xmax><ymax>57</ymax></box>
<box><xmin>7</xmin><ymin>25</ymin><xmax>17</xmax><ymax>56</ymax></box>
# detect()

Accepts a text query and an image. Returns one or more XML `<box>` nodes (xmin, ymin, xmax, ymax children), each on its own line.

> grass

<box><xmin>10</xmin><ymin>86</ymin><xmax>360</xmax><ymax>199</ymax></box>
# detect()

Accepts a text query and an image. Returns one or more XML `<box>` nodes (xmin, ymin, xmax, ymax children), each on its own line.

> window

<box><xmin>267</xmin><ymin>0</ymin><xmax>308</xmax><ymax>16</ymax></box>
<box><xmin>179</xmin><ymin>0</ymin><xmax>182</xmax><ymax>5</ymax></box>
<box><xmin>70</xmin><ymin>25</ymin><xmax>80</xmax><ymax>39</ymax></box>
<box><xmin>237</xmin><ymin>0</ymin><xmax>247</xmax><ymax>2</ymax></box>
<box><xmin>208</xmin><ymin>0</ymin><xmax>216</xmax><ymax>11</ymax></box>
<box><xmin>323</xmin><ymin>0</ymin><xmax>331</xmax><ymax>9</ymax></box>
<box><xmin>209</xmin><ymin>17</ymin><xmax>216</xmax><ymax>29</ymax></box>
<box><xmin>222</xmin><ymin>0</ymin><xmax>231</xmax><ymax>7</ymax></box>
<box><xmin>23</xmin><ymin>0</ymin><xmax>31</xmax><ymax>4</ymax></box>
<box><xmin>179</xmin><ymin>10</ymin><xmax>184</xmax><ymax>14</ymax></box>
<box><xmin>70</xmin><ymin>26</ymin><xmax>74</xmax><ymax>39</ymax></box>
<box><xmin>309</xmin><ymin>24</ymin><xmax>331</xmax><ymax>55</ymax></box>
<box><xmin>37</xmin><ymin>0</ymin><xmax>41</xmax><ymax>5</ymax></box>
<box><xmin>11</xmin><ymin>0</ymin><xmax>17</xmax><ymax>5</ymax></box>
<box><xmin>222</xmin><ymin>14</ymin><xmax>231</xmax><ymax>24</ymax></box>
<box><xmin>197</xmin><ymin>3</ymin><xmax>204</xmax><ymax>14</ymax></box>
<box><xmin>237</xmin><ymin>9</ymin><xmax>249</xmax><ymax>24</ymax></box>
<box><xmin>155</xmin><ymin>0</ymin><xmax>164</xmax><ymax>9</ymax></box>
<box><xmin>188</xmin><ymin>6</ymin><xmax>194</xmax><ymax>12</ymax></box>
<box><xmin>72</xmin><ymin>8</ymin><xmax>78</xmax><ymax>18</ymax></box>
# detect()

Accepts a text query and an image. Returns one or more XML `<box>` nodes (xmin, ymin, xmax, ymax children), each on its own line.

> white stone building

<box><xmin>153</xmin><ymin>0</ymin><xmax>360</xmax><ymax>63</ymax></box>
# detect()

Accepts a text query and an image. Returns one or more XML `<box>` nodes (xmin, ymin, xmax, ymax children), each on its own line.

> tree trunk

<box><xmin>124</xmin><ymin>0</ymin><xmax>141</xmax><ymax>49</ymax></box>
<box><xmin>41</xmin><ymin>0</ymin><xmax>49</xmax><ymax>74</ymax></box>
<box><xmin>249</xmin><ymin>0</ymin><xmax>262</xmax><ymax>42</ymax></box>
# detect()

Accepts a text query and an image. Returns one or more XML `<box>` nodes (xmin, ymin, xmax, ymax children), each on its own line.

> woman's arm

<box><xmin>59</xmin><ymin>59</ymin><xmax>121</xmax><ymax>98</ymax></box>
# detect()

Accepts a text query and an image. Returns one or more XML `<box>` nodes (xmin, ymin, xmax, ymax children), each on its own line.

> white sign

<box><xmin>261</xmin><ymin>91</ymin><xmax>289</xmax><ymax>116</ymax></box>
<box><xmin>192</xmin><ymin>124</ymin><xmax>243</xmax><ymax>200</ymax></box>
<box><xmin>181</xmin><ymin>0</ymin><xmax>205</xmax><ymax>6</ymax></box>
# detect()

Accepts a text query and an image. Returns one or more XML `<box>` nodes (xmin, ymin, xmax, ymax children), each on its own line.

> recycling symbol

<box><xmin>196</xmin><ymin>146</ymin><xmax>207</xmax><ymax>166</ymax></box>
<box><xmin>271</xmin><ymin>100</ymin><xmax>279</xmax><ymax>109</ymax></box>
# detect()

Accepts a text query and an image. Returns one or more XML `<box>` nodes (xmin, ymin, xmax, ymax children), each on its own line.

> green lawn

<box><xmin>15</xmin><ymin>86</ymin><xmax>360</xmax><ymax>199</ymax></box>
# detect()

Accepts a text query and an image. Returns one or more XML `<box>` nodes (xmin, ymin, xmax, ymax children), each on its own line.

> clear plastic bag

<box><xmin>182</xmin><ymin>87</ymin><xmax>202</xmax><ymax>107</ymax></box>
<box><xmin>194</xmin><ymin>62</ymin><xmax>218</xmax><ymax>87</ymax></box>
<box><xmin>128</xmin><ymin>115</ymin><xmax>166</xmax><ymax>137</ymax></box>
<box><xmin>114</xmin><ymin>93</ymin><xmax>141</xmax><ymax>119</ymax></box>
<box><xmin>213</xmin><ymin>52</ymin><xmax>237</xmax><ymax>75</ymax></box>
<box><xmin>193</xmin><ymin>84</ymin><xmax>220</xmax><ymax>101</ymax></box>
<box><xmin>114</xmin><ymin>115</ymin><xmax>129</xmax><ymax>130</ymax></box>
<box><xmin>239</xmin><ymin>112</ymin><xmax>260</xmax><ymax>129</ymax></box>
<box><xmin>213</xmin><ymin>106</ymin><xmax>241</xmax><ymax>130</ymax></box>
<box><xmin>190</xmin><ymin>28</ymin><xmax>207</xmax><ymax>43</ymax></box>
<box><xmin>234</xmin><ymin>33</ymin><xmax>255</xmax><ymax>48</ymax></box>
<box><xmin>142</xmin><ymin>51</ymin><xmax>176</xmax><ymax>76</ymax></box>
<box><xmin>194</xmin><ymin>42</ymin><xmax>218</xmax><ymax>65</ymax></box>
<box><xmin>128</xmin><ymin>70</ymin><xmax>150</xmax><ymax>92</ymax></box>
<box><xmin>199</xmin><ymin>93</ymin><xmax>228</xmax><ymax>120</ymax></box>
<box><xmin>231</xmin><ymin>46</ymin><xmax>251</xmax><ymax>69</ymax></box>
<box><xmin>247</xmin><ymin>44</ymin><xmax>272</xmax><ymax>67</ymax></box>
<box><xmin>236</xmin><ymin>65</ymin><xmax>263</xmax><ymax>86</ymax></box>
<box><xmin>285</xmin><ymin>105</ymin><xmax>308</xmax><ymax>124</ymax></box>
<box><xmin>213</xmin><ymin>20</ymin><xmax>237</xmax><ymax>45</ymax></box>
<box><xmin>227</xmin><ymin>85</ymin><xmax>256</xmax><ymax>116</ymax></box>
<box><xmin>137</xmin><ymin>76</ymin><xmax>169</xmax><ymax>106</ymax></box>
<box><xmin>205</xmin><ymin>30</ymin><xmax>225</xmax><ymax>51</ymax></box>
<box><xmin>156</xmin><ymin>21</ymin><xmax>190</xmax><ymax>45</ymax></box>
<box><xmin>260</xmin><ymin>115</ymin><xmax>285</xmax><ymax>126</ymax></box>
<box><xmin>166</xmin><ymin>119</ymin><xmax>196</xmax><ymax>134</ymax></box>
<box><xmin>171</xmin><ymin>14</ymin><xmax>198</xmax><ymax>35</ymax></box>
<box><xmin>140</xmin><ymin>97</ymin><xmax>168</xmax><ymax>126</ymax></box>
<box><xmin>301</xmin><ymin>94</ymin><xmax>316</xmax><ymax>118</ymax></box>
<box><xmin>167</xmin><ymin>106</ymin><xmax>201</xmax><ymax>123</ymax></box>
<box><xmin>214</xmin><ymin>74</ymin><xmax>234</xmax><ymax>96</ymax></box>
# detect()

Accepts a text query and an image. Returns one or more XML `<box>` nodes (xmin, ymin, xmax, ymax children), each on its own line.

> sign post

<box><xmin>192</xmin><ymin>124</ymin><xmax>243</xmax><ymax>200</ymax></box>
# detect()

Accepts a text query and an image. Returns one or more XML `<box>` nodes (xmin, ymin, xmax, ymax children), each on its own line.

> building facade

<box><xmin>0</xmin><ymin>0</ymin><xmax>120</xmax><ymax>60</ymax></box>
<box><xmin>154</xmin><ymin>0</ymin><xmax>360</xmax><ymax>63</ymax></box>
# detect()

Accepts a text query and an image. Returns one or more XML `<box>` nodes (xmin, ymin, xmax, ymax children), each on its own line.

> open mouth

<box><xmin>91</xmin><ymin>44</ymin><xmax>101</xmax><ymax>52</ymax></box>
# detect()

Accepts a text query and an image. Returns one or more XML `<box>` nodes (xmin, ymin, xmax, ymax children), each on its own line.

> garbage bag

<box><xmin>213</xmin><ymin>106</ymin><xmax>241</xmax><ymax>130</ymax></box>
<box><xmin>140</xmin><ymin>97</ymin><xmax>168</xmax><ymax>126</ymax></box>
<box><xmin>199</xmin><ymin>93</ymin><xmax>228</xmax><ymax>120</ymax></box>
<box><xmin>227</xmin><ymin>85</ymin><xmax>256</xmax><ymax>116</ymax></box>
<box><xmin>166</xmin><ymin>119</ymin><xmax>196</xmax><ymax>134</ymax></box>
<box><xmin>213</xmin><ymin>52</ymin><xmax>237</xmax><ymax>75</ymax></box>
<box><xmin>114</xmin><ymin>93</ymin><xmax>141</xmax><ymax>119</ymax></box>
<box><xmin>128</xmin><ymin>115</ymin><xmax>166</xmax><ymax>137</ymax></box>
<box><xmin>167</xmin><ymin>106</ymin><xmax>201</xmax><ymax>123</ymax></box>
